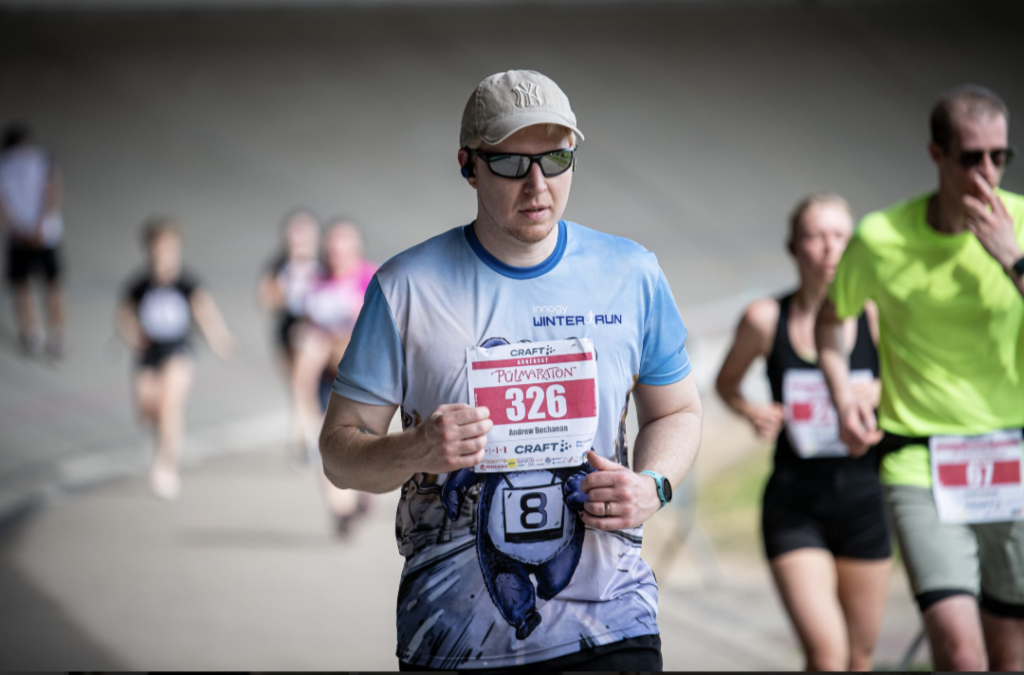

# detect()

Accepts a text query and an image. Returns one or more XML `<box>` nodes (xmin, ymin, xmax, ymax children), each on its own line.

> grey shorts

<box><xmin>884</xmin><ymin>484</ymin><xmax>1024</xmax><ymax>618</ymax></box>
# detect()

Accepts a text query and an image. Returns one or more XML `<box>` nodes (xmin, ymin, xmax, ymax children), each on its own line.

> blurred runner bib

<box><xmin>783</xmin><ymin>369</ymin><xmax>874</xmax><ymax>459</ymax></box>
<box><xmin>468</xmin><ymin>338</ymin><xmax>598</xmax><ymax>473</ymax></box>
<box><xmin>930</xmin><ymin>429</ymin><xmax>1024</xmax><ymax>524</ymax></box>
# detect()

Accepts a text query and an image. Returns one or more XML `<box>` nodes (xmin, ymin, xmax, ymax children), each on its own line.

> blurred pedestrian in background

<box><xmin>295</xmin><ymin>218</ymin><xmax>376</xmax><ymax>535</ymax></box>
<box><xmin>818</xmin><ymin>84</ymin><xmax>1024</xmax><ymax>671</ymax></box>
<box><xmin>117</xmin><ymin>218</ymin><xmax>235</xmax><ymax>500</ymax></box>
<box><xmin>258</xmin><ymin>208</ymin><xmax>323</xmax><ymax>460</ymax></box>
<box><xmin>717</xmin><ymin>193</ymin><xmax>890</xmax><ymax>671</ymax></box>
<box><xmin>0</xmin><ymin>122</ymin><xmax>66</xmax><ymax>358</ymax></box>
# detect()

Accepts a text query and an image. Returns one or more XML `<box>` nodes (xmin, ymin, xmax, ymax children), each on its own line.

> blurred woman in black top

<box><xmin>716</xmin><ymin>194</ymin><xmax>891</xmax><ymax>671</ymax></box>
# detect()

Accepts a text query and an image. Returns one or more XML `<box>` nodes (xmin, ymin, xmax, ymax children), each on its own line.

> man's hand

<box><xmin>579</xmin><ymin>451</ymin><xmax>660</xmax><ymax>530</ymax></box>
<box><xmin>411</xmin><ymin>403</ymin><xmax>492</xmax><ymax>474</ymax></box>
<box><xmin>838</xmin><ymin>400</ymin><xmax>883</xmax><ymax>458</ymax></box>
<box><xmin>746</xmin><ymin>402</ymin><xmax>785</xmax><ymax>440</ymax></box>
<box><xmin>964</xmin><ymin>174</ymin><xmax>1022</xmax><ymax>271</ymax></box>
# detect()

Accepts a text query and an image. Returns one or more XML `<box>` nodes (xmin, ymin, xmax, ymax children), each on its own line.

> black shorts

<box><xmin>398</xmin><ymin>633</ymin><xmax>662</xmax><ymax>672</ymax></box>
<box><xmin>138</xmin><ymin>342</ymin><xmax>191</xmax><ymax>370</ymax></box>
<box><xmin>276</xmin><ymin>312</ymin><xmax>300</xmax><ymax>354</ymax></box>
<box><xmin>762</xmin><ymin>469</ymin><xmax>891</xmax><ymax>561</ymax></box>
<box><xmin>6</xmin><ymin>241</ymin><xmax>60</xmax><ymax>284</ymax></box>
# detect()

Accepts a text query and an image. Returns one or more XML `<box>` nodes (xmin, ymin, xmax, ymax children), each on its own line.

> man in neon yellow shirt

<box><xmin>817</xmin><ymin>85</ymin><xmax>1024</xmax><ymax>671</ymax></box>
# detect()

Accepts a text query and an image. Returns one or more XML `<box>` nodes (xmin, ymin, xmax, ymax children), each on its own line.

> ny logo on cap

<box><xmin>512</xmin><ymin>81</ymin><xmax>543</xmax><ymax>108</ymax></box>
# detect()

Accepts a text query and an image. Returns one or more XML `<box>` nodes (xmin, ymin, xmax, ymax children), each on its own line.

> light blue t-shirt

<box><xmin>334</xmin><ymin>220</ymin><xmax>692</xmax><ymax>669</ymax></box>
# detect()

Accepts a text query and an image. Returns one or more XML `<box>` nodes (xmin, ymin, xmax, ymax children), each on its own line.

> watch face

<box><xmin>662</xmin><ymin>478</ymin><xmax>673</xmax><ymax>503</ymax></box>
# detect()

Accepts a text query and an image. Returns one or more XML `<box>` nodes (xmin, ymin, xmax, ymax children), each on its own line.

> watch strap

<box><xmin>640</xmin><ymin>470</ymin><xmax>669</xmax><ymax>509</ymax></box>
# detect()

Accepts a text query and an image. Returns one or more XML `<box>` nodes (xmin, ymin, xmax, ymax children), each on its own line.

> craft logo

<box><xmin>514</xmin><ymin>441</ymin><xmax>572</xmax><ymax>454</ymax></box>
<box><xmin>510</xmin><ymin>345</ymin><xmax>556</xmax><ymax>357</ymax></box>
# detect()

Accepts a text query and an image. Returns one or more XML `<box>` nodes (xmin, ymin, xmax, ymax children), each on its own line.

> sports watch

<box><xmin>1011</xmin><ymin>256</ymin><xmax>1024</xmax><ymax>278</ymax></box>
<box><xmin>640</xmin><ymin>470</ymin><xmax>673</xmax><ymax>510</ymax></box>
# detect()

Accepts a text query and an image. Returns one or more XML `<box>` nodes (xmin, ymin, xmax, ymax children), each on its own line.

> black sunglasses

<box><xmin>469</xmin><ymin>147</ymin><xmax>576</xmax><ymax>179</ymax></box>
<box><xmin>956</xmin><ymin>146</ymin><xmax>1016</xmax><ymax>169</ymax></box>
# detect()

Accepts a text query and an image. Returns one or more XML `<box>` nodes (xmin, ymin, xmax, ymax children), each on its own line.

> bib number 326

<box><xmin>505</xmin><ymin>384</ymin><xmax>568</xmax><ymax>421</ymax></box>
<box><xmin>467</xmin><ymin>338</ymin><xmax>599</xmax><ymax>473</ymax></box>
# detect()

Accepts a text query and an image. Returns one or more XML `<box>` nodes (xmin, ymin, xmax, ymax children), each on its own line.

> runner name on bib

<box><xmin>783</xmin><ymin>369</ymin><xmax>874</xmax><ymax>459</ymax></box>
<box><xmin>930</xmin><ymin>429</ymin><xmax>1024</xmax><ymax>524</ymax></box>
<box><xmin>467</xmin><ymin>338</ymin><xmax>598</xmax><ymax>473</ymax></box>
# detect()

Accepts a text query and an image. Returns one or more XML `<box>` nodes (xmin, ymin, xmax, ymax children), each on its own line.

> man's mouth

<box><xmin>520</xmin><ymin>206</ymin><xmax>549</xmax><ymax>219</ymax></box>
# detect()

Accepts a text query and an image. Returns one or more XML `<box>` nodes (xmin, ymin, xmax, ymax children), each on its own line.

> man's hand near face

<box><xmin>964</xmin><ymin>174</ymin><xmax>1023</xmax><ymax>271</ymax></box>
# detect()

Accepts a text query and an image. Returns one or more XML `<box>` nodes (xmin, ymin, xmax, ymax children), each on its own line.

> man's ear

<box><xmin>928</xmin><ymin>141</ymin><xmax>944</xmax><ymax>167</ymax></box>
<box><xmin>457</xmin><ymin>148</ymin><xmax>477</xmax><ymax>188</ymax></box>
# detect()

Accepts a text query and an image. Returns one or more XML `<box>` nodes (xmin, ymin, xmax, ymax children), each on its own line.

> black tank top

<box><xmin>766</xmin><ymin>293</ymin><xmax>881</xmax><ymax>479</ymax></box>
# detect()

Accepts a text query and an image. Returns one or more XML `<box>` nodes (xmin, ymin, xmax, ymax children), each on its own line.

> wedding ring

<box><xmin>604</xmin><ymin>502</ymin><xmax>611</xmax><ymax>518</ymax></box>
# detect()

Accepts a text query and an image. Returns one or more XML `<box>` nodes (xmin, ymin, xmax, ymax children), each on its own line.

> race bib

<box><xmin>783</xmin><ymin>369</ymin><xmax>874</xmax><ymax>459</ymax></box>
<box><xmin>930</xmin><ymin>429</ymin><xmax>1024</xmax><ymax>524</ymax></box>
<box><xmin>467</xmin><ymin>338</ymin><xmax>598</xmax><ymax>473</ymax></box>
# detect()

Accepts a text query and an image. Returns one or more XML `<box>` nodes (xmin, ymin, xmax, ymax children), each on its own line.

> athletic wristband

<box><xmin>1011</xmin><ymin>256</ymin><xmax>1024</xmax><ymax>278</ymax></box>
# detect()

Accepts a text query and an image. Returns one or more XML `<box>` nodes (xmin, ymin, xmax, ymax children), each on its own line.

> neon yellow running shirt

<box><xmin>829</xmin><ymin>190</ymin><xmax>1024</xmax><ymax>487</ymax></box>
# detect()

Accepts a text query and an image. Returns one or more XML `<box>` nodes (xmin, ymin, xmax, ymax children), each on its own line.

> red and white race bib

<box><xmin>930</xmin><ymin>429</ymin><xmax>1024</xmax><ymax>524</ymax></box>
<box><xmin>782</xmin><ymin>369</ymin><xmax>874</xmax><ymax>459</ymax></box>
<box><xmin>467</xmin><ymin>338</ymin><xmax>599</xmax><ymax>473</ymax></box>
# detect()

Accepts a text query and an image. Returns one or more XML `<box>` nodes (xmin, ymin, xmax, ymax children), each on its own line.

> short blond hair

<box><xmin>787</xmin><ymin>192</ymin><xmax>852</xmax><ymax>249</ymax></box>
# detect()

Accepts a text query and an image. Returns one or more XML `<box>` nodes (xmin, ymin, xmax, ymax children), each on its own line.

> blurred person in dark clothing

<box><xmin>117</xmin><ymin>218</ymin><xmax>235</xmax><ymax>500</ymax></box>
<box><xmin>0</xmin><ymin>123</ymin><xmax>66</xmax><ymax>358</ymax></box>
<box><xmin>717</xmin><ymin>193</ymin><xmax>889</xmax><ymax>671</ymax></box>
<box><xmin>294</xmin><ymin>219</ymin><xmax>377</xmax><ymax>535</ymax></box>
<box><xmin>258</xmin><ymin>209</ymin><xmax>323</xmax><ymax>460</ymax></box>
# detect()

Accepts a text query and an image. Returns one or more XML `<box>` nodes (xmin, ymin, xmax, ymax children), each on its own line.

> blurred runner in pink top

<box><xmin>293</xmin><ymin>218</ymin><xmax>377</xmax><ymax>536</ymax></box>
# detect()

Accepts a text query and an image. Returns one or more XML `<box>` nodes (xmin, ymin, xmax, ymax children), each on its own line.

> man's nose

<box><xmin>977</xmin><ymin>152</ymin><xmax>1001</xmax><ymax>184</ymax></box>
<box><xmin>524</xmin><ymin>162</ymin><xmax>547</xmax><ymax>192</ymax></box>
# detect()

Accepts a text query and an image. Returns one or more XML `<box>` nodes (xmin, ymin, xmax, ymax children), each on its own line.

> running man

<box><xmin>817</xmin><ymin>85</ymin><xmax>1024</xmax><ymax>671</ymax></box>
<box><xmin>319</xmin><ymin>70</ymin><xmax>702</xmax><ymax>670</ymax></box>
<box><xmin>0</xmin><ymin>123</ymin><xmax>66</xmax><ymax>358</ymax></box>
<box><xmin>117</xmin><ymin>218</ymin><xmax>235</xmax><ymax>500</ymax></box>
<box><xmin>716</xmin><ymin>193</ymin><xmax>890</xmax><ymax>671</ymax></box>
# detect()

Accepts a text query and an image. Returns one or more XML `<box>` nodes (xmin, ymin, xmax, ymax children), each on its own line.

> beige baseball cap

<box><xmin>460</xmin><ymin>70</ymin><xmax>585</xmax><ymax>148</ymax></box>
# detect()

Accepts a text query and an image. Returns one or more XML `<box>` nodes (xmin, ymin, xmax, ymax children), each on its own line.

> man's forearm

<box><xmin>632</xmin><ymin>408</ymin><xmax>702</xmax><ymax>489</ymax></box>
<box><xmin>814</xmin><ymin>302</ymin><xmax>854</xmax><ymax>412</ymax></box>
<box><xmin>320</xmin><ymin>424</ymin><xmax>419</xmax><ymax>494</ymax></box>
